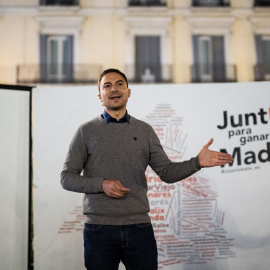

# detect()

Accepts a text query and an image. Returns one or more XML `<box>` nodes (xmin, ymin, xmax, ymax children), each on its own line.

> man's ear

<box><xmin>98</xmin><ymin>92</ymin><xmax>102</xmax><ymax>101</ymax></box>
<box><xmin>128</xmin><ymin>88</ymin><xmax>131</xmax><ymax>98</ymax></box>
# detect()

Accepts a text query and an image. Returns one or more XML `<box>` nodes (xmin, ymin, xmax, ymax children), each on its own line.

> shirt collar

<box><xmin>101</xmin><ymin>110</ymin><xmax>130</xmax><ymax>124</ymax></box>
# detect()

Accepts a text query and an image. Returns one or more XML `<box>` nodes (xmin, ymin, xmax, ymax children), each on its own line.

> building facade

<box><xmin>0</xmin><ymin>0</ymin><xmax>269</xmax><ymax>85</ymax></box>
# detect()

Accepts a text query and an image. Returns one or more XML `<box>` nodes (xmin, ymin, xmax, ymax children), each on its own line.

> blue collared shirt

<box><xmin>101</xmin><ymin>110</ymin><xmax>130</xmax><ymax>124</ymax></box>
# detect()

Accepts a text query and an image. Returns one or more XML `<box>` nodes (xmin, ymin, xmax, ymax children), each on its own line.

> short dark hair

<box><xmin>98</xmin><ymin>68</ymin><xmax>129</xmax><ymax>91</ymax></box>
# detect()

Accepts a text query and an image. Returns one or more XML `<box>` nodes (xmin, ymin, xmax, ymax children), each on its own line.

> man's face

<box><xmin>98</xmin><ymin>72</ymin><xmax>131</xmax><ymax>112</ymax></box>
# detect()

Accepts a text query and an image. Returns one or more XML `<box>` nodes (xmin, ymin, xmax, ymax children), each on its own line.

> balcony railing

<box><xmin>191</xmin><ymin>64</ymin><xmax>236</xmax><ymax>82</ymax></box>
<box><xmin>254</xmin><ymin>0</ymin><xmax>270</xmax><ymax>6</ymax></box>
<box><xmin>129</xmin><ymin>0</ymin><xmax>166</xmax><ymax>7</ymax></box>
<box><xmin>125</xmin><ymin>65</ymin><xmax>172</xmax><ymax>83</ymax></box>
<box><xmin>254</xmin><ymin>64</ymin><xmax>270</xmax><ymax>81</ymax></box>
<box><xmin>17</xmin><ymin>64</ymin><xmax>103</xmax><ymax>84</ymax></box>
<box><xmin>192</xmin><ymin>0</ymin><xmax>230</xmax><ymax>7</ymax></box>
<box><xmin>40</xmin><ymin>0</ymin><xmax>79</xmax><ymax>6</ymax></box>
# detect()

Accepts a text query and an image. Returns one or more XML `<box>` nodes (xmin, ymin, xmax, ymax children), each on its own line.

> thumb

<box><xmin>204</xmin><ymin>138</ymin><xmax>214</xmax><ymax>149</ymax></box>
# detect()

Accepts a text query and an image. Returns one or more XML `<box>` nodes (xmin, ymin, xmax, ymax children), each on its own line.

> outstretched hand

<box><xmin>102</xmin><ymin>179</ymin><xmax>130</xmax><ymax>198</ymax></box>
<box><xmin>198</xmin><ymin>138</ymin><xmax>233</xmax><ymax>168</ymax></box>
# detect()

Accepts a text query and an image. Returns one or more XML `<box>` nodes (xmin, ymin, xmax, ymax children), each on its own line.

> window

<box><xmin>192</xmin><ymin>35</ymin><xmax>231</xmax><ymax>82</ymax></box>
<box><xmin>129</xmin><ymin>0</ymin><xmax>166</xmax><ymax>6</ymax></box>
<box><xmin>192</xmin><ymin>0</ymin><xmax>230</xmax><ymax>7</ymax></box>
<box><xmin>255</xmin><ymin>35</ymin><xmax>270</xmax><ymax>80</ymax></box>
<box><xmin>40</xmin><ymin>35</ymin><xmax>73</xmax><ymax>83</ymax></box>
<box><xmin>254</xmin><ymin>0</ymin><xmax>270</xmax><ymax>7</ymax></box>
<box><xmin>124</xmin><ymin>16</ymin><xmax>172</xmax><ymax>83</ymax></box>
<box><xmin>135</xmin><ymin>36</ymin><xmax>161</xmax><ymax>83</ymax></box>
<box><xmin>40</xmin><ymin>0</ymin><xmax>78</xmax><ymax>6</ymax></box>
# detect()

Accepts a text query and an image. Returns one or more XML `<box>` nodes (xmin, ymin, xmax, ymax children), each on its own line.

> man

<box><xmin>60</xmin><ymin>68</ymin><xmax>233</xmax><ymax>270</ymax></box>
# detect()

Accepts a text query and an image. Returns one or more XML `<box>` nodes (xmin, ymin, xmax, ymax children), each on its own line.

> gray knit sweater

<box><xmin>60</xmin><ymin>115</ymin><xmax>201</xmax><ymax>225</ymax></box>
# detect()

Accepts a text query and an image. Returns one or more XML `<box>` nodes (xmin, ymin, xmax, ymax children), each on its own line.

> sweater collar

<box><xmin>101</xmin><ymin>110</ymin><xmax>130</xmax><ymax>124</ymax></box>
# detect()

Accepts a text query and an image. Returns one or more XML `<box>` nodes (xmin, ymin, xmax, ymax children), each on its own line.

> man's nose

<box><xmin>111</xmin><ymin>84</ymin><xmax>118</xmax><ymax>91</ymax></box>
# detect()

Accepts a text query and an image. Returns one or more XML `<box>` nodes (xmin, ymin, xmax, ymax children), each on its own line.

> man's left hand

<box><xmin>198</xmin><ymin>138</ymin><xmax>233</xmax><ymax>168</ymax></box>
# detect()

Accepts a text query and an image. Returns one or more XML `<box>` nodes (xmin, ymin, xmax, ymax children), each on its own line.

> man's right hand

<box><xmin>102</xmin><ymin>179</ymin><xmax>130</xmax><ymax>198</ymax></box>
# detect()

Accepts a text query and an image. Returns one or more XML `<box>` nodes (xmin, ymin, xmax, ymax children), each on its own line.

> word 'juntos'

<box><xmin>217</xmin><ymin>109</ymin><xmax>268</xmax><ymax>129</ymax></box>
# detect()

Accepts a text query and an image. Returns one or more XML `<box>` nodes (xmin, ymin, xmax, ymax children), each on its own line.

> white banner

<box><xmin>0</xmin><ymin>89</ymin><xmax>30</xmax><ymax>270</ymax></box>
<box><xmin>33</xmin><ymin>82</ymin><xmax>270</xmax><ymax>270</ymax></box>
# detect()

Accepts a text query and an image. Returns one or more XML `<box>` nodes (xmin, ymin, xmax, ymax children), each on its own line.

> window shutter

<box><xmin>40</xmin><ymin>35</ymin><xmax>48</xmax><ymax>82</ymax></box>
<box><xmin>135</xmin><ymin>36</ymin><xmax>145</xmax><ymax>81</ymax></box>
<box><xmin>255</xmin><ymin>35</ymin><xmax>263</xmax><ymax>63</ymax></box>
<box><xmin>64</xmin><ymin>35</ymin><xmax>74</xmax><ymax>82</ymax></box>
<box><xmin>255</xmin><ymin>35</ymin><xmax>264</xmax><ymax>80</ymax></box>
<box><xmin>192</xmin><ymin>35</ymin><xmax>200</xmax><ymax>82</ymax></box>
<box><xmin>212</xmin><ymin>36</ymin><xmax>225</xmax><ymax>82</ymax></box>
<box><xmin>262</xmin><ymin>38</ymin><xmax>270</xmax><ymax>74</ymax></box>
<box><xmin>192</xmin><ymin>0</ymin><xmax>199</xmax><ymax>6</ymax></box>
<box><xmin>149</xmin><ymin>36</ymin><xmax>161</xmax><ymax>82</ymax></box>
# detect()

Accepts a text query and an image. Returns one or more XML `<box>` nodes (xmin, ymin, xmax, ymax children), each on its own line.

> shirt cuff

<box><xmin>91</xmin><ymin>178</ymin><xmax>104</xmax><ymax>193</ymax></box>
<box><xmin>194</xmin><ymin>155</ymin><xmax>202</xmax><ymax>170</ymax></box>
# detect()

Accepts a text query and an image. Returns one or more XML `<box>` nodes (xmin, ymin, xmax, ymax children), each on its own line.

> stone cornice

<box><xmin>123</xmin><ymin>14</ymin><xmax>171</xmax><ymax>36</ymax></box>
<box><xmin>250</xmin><ymin>17</ymin><xmax>270</xmax><ymax>34</ymax></box>
<box><xmin>186</xmin><ymin>16</ymin><xmax>235</xmax><ymax>34</ymax></box>
<box><xmin>36</xmin><ymin>15</ymin><xmax>84</xmax><ymax>34</ymax></box>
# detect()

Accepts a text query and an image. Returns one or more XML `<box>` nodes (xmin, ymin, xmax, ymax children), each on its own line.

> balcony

<box><xmin>254</xmin><ymin>0</ymin><xmax>270</xmax><ymax>6</ymax></box>
<box><xmin>125</xmin><ymin>65</ymin><xmax>172</xmax><ymax>83</ymax></box>
<box><xmin>192</xmin><ymin>0</ymin><xmax>230</xmax><ymax>7</ymax></box>
<box><xmin>17</xmin><ymin>64</ymin><xmax>103</xmax><ymax>84</ymax></box>
<box><xmin>191</xmin><ymin>64</ymin><xmax>236</xmax><ymax>82</ymax></box>
<box><xmin>40</xmin><ymin>0</ymin><xmax>79</xmax><ymax>6</ymax></box>
<box><xmin>128</xmin><ymin>0</ymin><xmax>166</xmax><ymax>7</ymax></box>
<box><xmin>254</xmin><ymin>64</ymin><xmax>270</xmax><ymax>81</ymax></box>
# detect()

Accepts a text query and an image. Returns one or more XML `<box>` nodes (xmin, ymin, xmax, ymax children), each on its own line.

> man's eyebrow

<box><xmin>103</xmin><ymin>80</ymin><xmax>124</xmax><ymax>86</ymax></box>
<box><xmin>103</xmin><ymin>82</ymin><xmax>111</xmax><ymax>85</ymax></box>
<box><xmin>116</xmin><ymin>80</ymin><xmax>124</xmax><ymax>83</ymax></box>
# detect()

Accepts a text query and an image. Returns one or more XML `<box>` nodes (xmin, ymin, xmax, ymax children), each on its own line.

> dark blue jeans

<box><xmin>83</xmin><ymin>223</ymin><xmax>158</xmax><ymax>270</ymax></box>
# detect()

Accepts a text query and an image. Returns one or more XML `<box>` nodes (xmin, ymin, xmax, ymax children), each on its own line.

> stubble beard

<box><xmin>105</xmin><ymin>102</ymin><xmax>126</xmax><ymax>111</ymax></box>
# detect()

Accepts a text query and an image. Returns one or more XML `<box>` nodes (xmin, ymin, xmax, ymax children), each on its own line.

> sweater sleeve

<box><xmin>60</xmin><ymin>126</ymin><xmax>104</xmax><ymax>194</ymax></box>
<box><xmin>148</xmin><ymin>127</ymin><xmax>201</xmax><ymax>183</ymax></box>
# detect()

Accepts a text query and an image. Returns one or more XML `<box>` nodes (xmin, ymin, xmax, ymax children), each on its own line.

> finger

<box><xmin>214</xmin><ymin>162</ymin><xmax>228</xmax><ymax>166</ymax></box>
<box><xmin>216</xmin><ymin>158</ymin><xmax>234</xmax><ymax>165</ymax></box>
<box><xmin>116</xmin><ymin>185</ymin><xmax>130</xmax><ymax>192</ymax></box>
<box><xmin>218</xmin><ymin>152</ymin><xmax>232</xmax><ymax>158</ymax></box>
<box><xmin>114</xmin><ymin>189</ymin><xmax>129</xmax><ymax>196</ymax></box>
<box><xmin>217</xmin><ymin>160</ymin><xmax>233</xmax><ymax>166</ymax></box>
<box><xmin>204</xmin><ymin>138</ymin><xmax>214</xmax><ymax>149</ymax></box>
<box><xmin>120</xmin><ymin>187</ymin><xmax>130</xmax><ymax>192</ymax></box>
<box><xmin>218</xmin><ymin>156</ymin><xmax>233</xmax><ymax>162</ymax></box>
<box><xmin>217</xmin><ymin>153</ymin><xmax>234</xmax><ymax>162</ymax></box>
<box><xmin>221</xmin><ymin>158</ymin><xmax>234</xmax><ymax>163</ymax></box>
<box><xmin>115</xmin><ymin>181</ymin><xmax>130</xmax><ymax>192</ymax></box>
<box><xmin>111</xmin><ymin>192</ymin><xmax>126</xmax><ymax>198</ymax></box>
<box><xmin>111</xmin><ymin>186</ymin><xmax>130</xmax><ymax>198</ymax></box>
<box><xmin>110</xmin><ymin>187</ymin><xmax>128</xmax><ymax>196</ymax></box>
<box><xmin>108</xmin><ymin>187</ymin><xmax>127</xmax><ymax>197</ymax></box>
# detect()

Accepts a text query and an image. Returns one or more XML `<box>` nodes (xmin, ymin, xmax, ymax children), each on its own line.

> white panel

<box><xmin>0</xmin><ymin>89</ymin><xmax>30</xmax><ymax>270</ymax></box>
<box><xmin>33</xmin><ymin>82</ymin><xmax>270</xmax><ymax>270</ymax></box>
